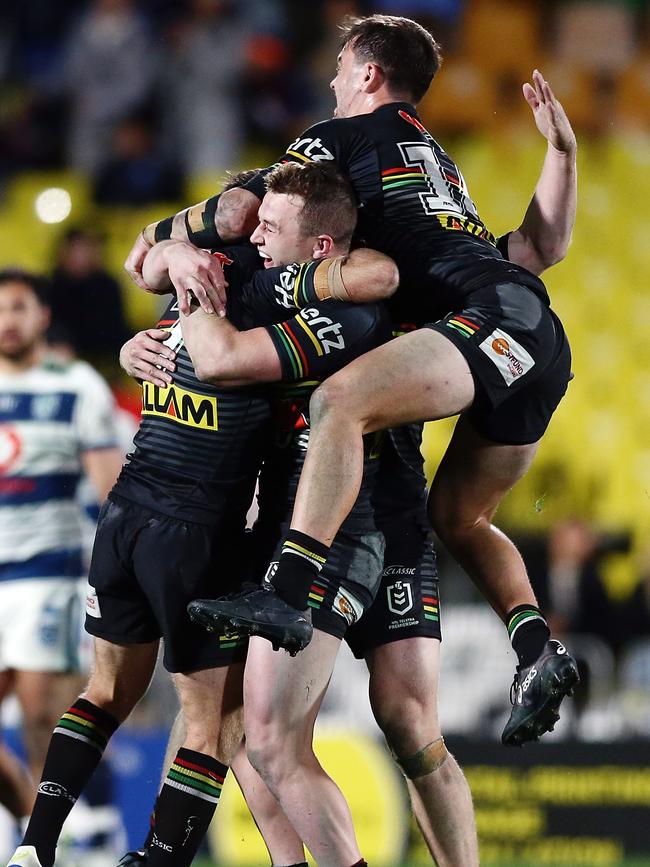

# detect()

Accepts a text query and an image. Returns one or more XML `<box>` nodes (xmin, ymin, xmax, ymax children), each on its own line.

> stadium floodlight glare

<box><xmin>34</xmin><ymin>187</ymin><xmax>72</xmax><ymax>224</ymax></box>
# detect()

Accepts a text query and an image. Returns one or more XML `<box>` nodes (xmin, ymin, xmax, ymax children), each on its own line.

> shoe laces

<box><xmin>509</xmin><ymin>667</ymin><xmax>522</xmax><ymax>705</ymax></box>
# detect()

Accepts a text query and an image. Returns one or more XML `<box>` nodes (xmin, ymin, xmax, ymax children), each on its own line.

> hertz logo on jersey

<box><xmin>142</xmin><ymin>382</ymin><xmax>218</xmax><ymax>430</ymax></box>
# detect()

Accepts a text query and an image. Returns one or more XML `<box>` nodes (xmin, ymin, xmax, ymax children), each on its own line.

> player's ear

<box><xmin>363</xmin><ymin>62</ymin><xmax>385</xmax><ymax>94</ymax></box>
<box><xmin>313</xmin><ymin>235</ymin><xmax>334</xmax><ymax>260</ymax></box>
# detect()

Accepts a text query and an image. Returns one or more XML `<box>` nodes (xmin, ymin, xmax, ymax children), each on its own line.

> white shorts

<box><xmin>0</xmin><ymin>579</ymin><xmax>82</xmax><ymax>673</ymax></box>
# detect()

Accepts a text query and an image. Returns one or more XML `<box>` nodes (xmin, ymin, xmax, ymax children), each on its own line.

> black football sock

<box><xmin>22</xmin><ymin>698</ymin><xmax>119</xmax><ymax>867</ymax></box>
<box><xmin>507</xmin><ymin>604</ymin><xmax>551</xmax><ymax>668</ymax></box>
<box><xmin>270</xmin><ymin>529</ymin><xmax>331</xmax><ymax>610</ymax></box>
<box><xmin>146</xmin><ymin>748</ymin><xmax>227</xmax><ymax>867</ymax></box>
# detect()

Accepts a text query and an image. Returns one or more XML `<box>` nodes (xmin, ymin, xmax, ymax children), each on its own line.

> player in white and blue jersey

<box><xmin>0</xmin><ymin>269</ymin><xmax>122</xmax><ymax>832</ymax></box>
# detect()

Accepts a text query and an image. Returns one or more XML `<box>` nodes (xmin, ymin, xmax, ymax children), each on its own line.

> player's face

<box><xmin>250</xmin><ymin>192</ymin><xmax>317</xmax><ymax>268</ymax></box>
<box><xmin>0</xmin><ymin>281</ymin><xmax>50</xmax><ymax>361</ymax></box>
<box><xmin>330</xmin><ymin>44</ymin><xmax>366</xmax><ymax>118</ymax></box>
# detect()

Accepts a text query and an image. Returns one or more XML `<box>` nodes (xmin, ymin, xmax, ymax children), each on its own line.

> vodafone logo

<box><xmin>0</xmin><ymin>427</ymin><xmax>21</xmax><ymax>474</ymax></box>
<box><xmin>492</xmin><ymin>337</ymin><xmax>509</xmax><ymax>355</ymax></box>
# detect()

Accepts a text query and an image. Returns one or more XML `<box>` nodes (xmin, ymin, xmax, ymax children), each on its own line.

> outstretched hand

<box><xmin>523</xmin><ymin>69</ymin><xmax>576</xmax><ymax>156</ymax></box>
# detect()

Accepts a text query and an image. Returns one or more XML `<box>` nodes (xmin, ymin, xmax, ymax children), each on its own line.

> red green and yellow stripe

<box><xmin>55</xmin><ymin>708</ymin><xmax>110</xmax><ymax>753</ymax></box>
<box><xmin>422</xmin><ymin>595</ymin><xmax>439</xmax><ymax>622</ymax></box>
<box><xmin>446</xmin><ymin>316</ymin><xmax>479</xmax><ymax>338</ymax></box>
<box><xmin>308</xmin><ymin>580</ymin><xmax>327</xmax><ymax>609</ymax></box>
<box><xmin>167</xmin><ymin>757</ymin><xmax>224</xmax><ymax>804</ymax></box>
<box><xmin>272</xmin><ymin>322</ymin><xmax>308</xmax><ymax>379</ymax></box>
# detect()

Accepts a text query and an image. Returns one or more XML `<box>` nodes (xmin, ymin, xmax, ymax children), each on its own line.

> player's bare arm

<box><xmin>180</xmin><ymin>247</ymin><xmax>398</xmax><ymax>386</ymax></box>
<box><xmin>506</xmin><ymin>70</ymin><xmax>577</xmax><ymax>275</ymax></box>
<box><xmin>124</xmin><ymin>186</ymin><xmax>261</xmax><ymax>307</ymax></box>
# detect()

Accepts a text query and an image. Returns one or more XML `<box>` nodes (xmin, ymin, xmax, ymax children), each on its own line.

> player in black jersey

<box><xmin>153</xmin><ymin>105</ymin><xmax>574</xmax><ymax>863</ymax></box>
<box><xmin>190</xmin><ymin>16</ymin><xmax>580</xmax><ymax>751</ymax></box>
<box><xmin>10</xmin><ymin>165</ymin><xmax>396</xmax><ymax>867</ymax></box>
<box><xmin>119</xmin><ymin>42</ymin><xmax>579</xmax><ymax>867</ymax></box>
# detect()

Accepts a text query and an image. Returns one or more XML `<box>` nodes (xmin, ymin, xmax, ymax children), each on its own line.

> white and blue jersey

<box><xmin>0</xmin><ymin>357</ymin><xmax>119</xmax><ymax>583</ymax></box>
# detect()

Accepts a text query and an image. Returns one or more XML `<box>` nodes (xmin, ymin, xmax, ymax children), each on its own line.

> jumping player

<box><xmin>192</xmin><ymin>18</ymin><xmax>580</xmax><ymax>747</ymax></box>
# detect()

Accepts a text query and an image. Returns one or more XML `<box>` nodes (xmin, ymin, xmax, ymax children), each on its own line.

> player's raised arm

<box><xmin>124</xmin><ymin>170</ymin><xmax>263</xmax><ymax>309</ymax></box>
<box><xmin>505</xmin><ymin>70</ymin><xmax>577</xmax><ymax>275</ymax></box>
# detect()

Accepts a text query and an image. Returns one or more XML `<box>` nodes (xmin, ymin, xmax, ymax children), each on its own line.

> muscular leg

<box><xmin>292</xmin><ymin>330</ymin><xmax>474</xmax><ymax>544</ymax></box>
<box><xmin>18</xmin><ymin>639</ymin><xmax>158</xmax><ymax>867</ymax></box>
<box><xmin>428</xmin><ymin>415</ymin><xmax>539</xmax><ymax>622</ymax></box>
<box><xmin>145</xmin><ymin>663</ymin><xmax>245</xmax><ymax>867</ymax></box>
<box><xmin>366</xmin><ymin>638</ymin><xmax>478</xmax><ymax>867</ymax></box>
<box><xmin>244</xmin><ymin>631</ymin><xmax>361</xmax><ymax>867</ymax></box>
<box><xmin>231</xmin><ymin>744</ymin><xmax>307</xmax><ymax>867</ymax></box>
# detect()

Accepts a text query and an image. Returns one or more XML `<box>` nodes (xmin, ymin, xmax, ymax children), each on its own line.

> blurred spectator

<box><xmin>530</xmin><ymin>518</ymin><xmax>646</xmax><ymax>658</ymax></box>
<box><xmin>93</xmin><ymin>110</ymin><xmax>184</xmax><ymax>205</ymax></box>
<box><xmin>240</xmin><ymin>33</ymin><xmax>314</xmax><ymax>152</ymax></box>
<box><xmin>49</xmin><ymin>228</ymin><xmax>130</xmax><ymax>373</ymax></box>
<box><xmin>305</xmin><ymin>0</ymin><xmax>365</xmax><ymax>122</ymax></box>
<box><xmin>158</xmin><ymin>0</ymin><xmax>246</xmax><ymax>175</ymax></box>
<box><xmin>62</xmin><ymin>0</ymin><xmax>156</xmax><ymax>172</ymax></box>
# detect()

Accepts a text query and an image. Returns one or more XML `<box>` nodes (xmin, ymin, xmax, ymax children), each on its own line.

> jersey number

<box><xmin>397</xmin><ymin>142</ymin><xmax>479</xmax><ymax>220</ymax></box>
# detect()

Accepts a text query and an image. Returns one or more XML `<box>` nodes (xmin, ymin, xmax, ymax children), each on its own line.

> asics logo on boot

<box><xmin>519</xmin><ymin>667</ymin><xmax>538</xmax><ymax>700</ymax></box>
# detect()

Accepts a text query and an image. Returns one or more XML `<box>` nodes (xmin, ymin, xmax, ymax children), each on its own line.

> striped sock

<box><xmin>147</xmin><ymin>748</ymin><xmax>227</xmax><ymax>866</ymax></box>
<box><xmin>23</xmin><ymin>698</ymin><xmax>119</xmax><ymax>867</ymax></box>
<box><xmin>271</xmin><ymin>529</ymin><xmax>331</xmax><ymax>610</ymax></box>
<box><xmin>507</xmin><ymin>604</ymin><xmax>551</xmax><ymax>668</ymax></box>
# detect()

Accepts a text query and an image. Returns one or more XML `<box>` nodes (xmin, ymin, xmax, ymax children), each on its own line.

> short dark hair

<box><xmin>222</xmin><ymin>168</ymin><xmax>261</xmax><ymax>192</ymax></box>
<box><xmin>340</xmin><ymin>14</ymin><xmax>442</xmax><ymax>103</ymax></box>
<box><xmin>0</xmin><ymin>268</ymin><xmax>50</xmax><ymax>305</ymax></box>
<box><xmin>265</xmin><ymin>162</ymin><xmax>357</xmax><ymax>249</ymax></box>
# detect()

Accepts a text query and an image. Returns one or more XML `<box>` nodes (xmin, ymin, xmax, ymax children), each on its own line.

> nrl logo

<box><xmin>387</xmin><ymin>581</ymin><xmax>413</xmax><ymax>616</ymax></box>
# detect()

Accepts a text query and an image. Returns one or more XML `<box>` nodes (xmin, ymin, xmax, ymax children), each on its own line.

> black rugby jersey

<box><xmin>115</xmin><ymin>245</ymin><xmax>270</xmax><ymax>523</ymax></box>
<box><xmin>244</xmin><ymin>103</ymin><xmax>548</xmax><ymax>326</ymax></box>
<box><xmin>116</xmin><ymin>247</ymin><xmax>390</xmax><ymax>524</ymax></box>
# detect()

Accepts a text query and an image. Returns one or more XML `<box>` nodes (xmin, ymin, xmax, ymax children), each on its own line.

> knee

<box><xmin>309</xmin><ymin>376</ymin><xmax>357</xmax><ymax>427</ymax></box>
<box><xmin>373</xmin><ymin>693</ymin><xmax>440</xmax><ymax>761</ymax></box>
<box><xmin>245</xmin><ymin>717</ymin><xmax>307</xmax><ymax>790</ymax></box>
<box><xmin>83</xmin><ymin>672</ymin><xmax>144</xmax><ymax>723</ymax></box>
<box><xmin>428</xmin><ymin>489</ymin><xmax>483</xmax><ymax>548</ymax></box>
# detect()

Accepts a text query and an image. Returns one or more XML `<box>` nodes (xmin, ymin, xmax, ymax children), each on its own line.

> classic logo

<box><xmin>151</xmin><ymin>834</ymin><xmax>173</xmax><ymax>853</ymax></box>
<box><xmin>479</xmin><ymin>328</ymin><xmax>535</xmax><ymax>387</ymax></box>
<box><xmin>387</xmin><ymin>580</ymin><xmax>414</xmax><ymax>616</ymax></box>
<box><xmin>142</xmin><ymin>382</ymin><xmax>218</xmax><ymax>430</ymax></box>
<box><xmin>38</xmin><ymin>782</ymin><xmax>77</xmax><ymax>804</ymax></box>
<box><xmin>384</xmin><ymin>565</ymin><xmax>416</xmax><ymax>576</ymax></box>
